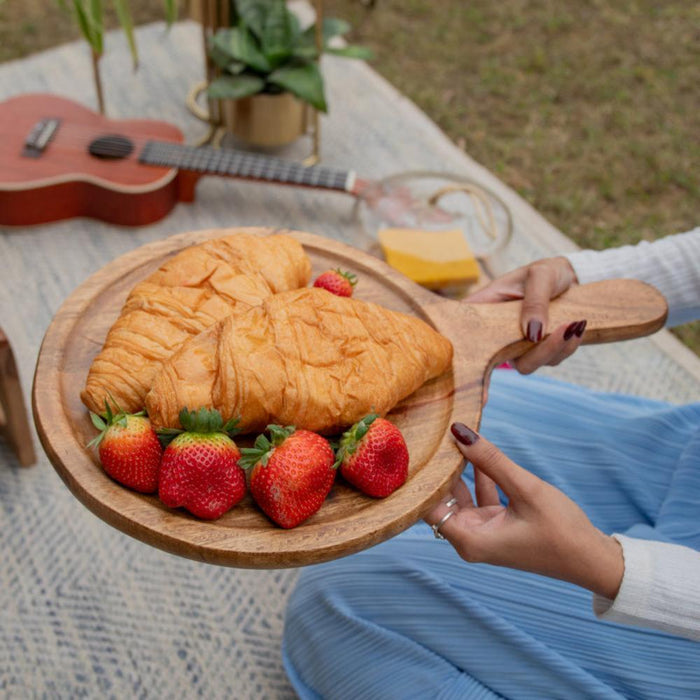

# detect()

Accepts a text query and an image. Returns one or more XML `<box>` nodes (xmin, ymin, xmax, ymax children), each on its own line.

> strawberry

<box><xmin>336</xmin><ymin>413</ymin><xmax>409</xmax><ymax>498</ymax></box>
<box><xmin>240</xmin><ymin>425</ymin><xmax>335</xmax><ymax>529</ymax></box>
<box><xmin>158</xmin><ymin>407</ymin><xmax>245</xmax><ymax>520</ymax></box>
<box><xmin>88</xmin><ymin>401</ymin><xmax>162</xmax><ymax>493</ymax></box>
<box><xmin>312</xmin><ymin>268</ymin><xmax>357</xmax><ymax>297</ymax></box>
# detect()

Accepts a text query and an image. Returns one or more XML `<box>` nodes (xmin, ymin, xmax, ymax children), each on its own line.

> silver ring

<box><xmin>431</xmin><ymin>509</ymin><xmax>456</xmax><ymax>540</ymax></box>
<box><xmin>444</xmin><ymin>497</ymin><xmax>458</xmax><ymax>509</ymax></box>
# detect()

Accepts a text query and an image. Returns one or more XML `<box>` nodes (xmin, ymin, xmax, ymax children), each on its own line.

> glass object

<box><xmin>353</xmin><ymin>171</ymin><xmax>513</xmax><ymax>261</ymax></box>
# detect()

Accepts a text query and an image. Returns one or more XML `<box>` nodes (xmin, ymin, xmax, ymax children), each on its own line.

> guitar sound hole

<box><xmin>88</xmin><ymin>135</ymin><xmax>134</xmax><ymax>159</ymax></box>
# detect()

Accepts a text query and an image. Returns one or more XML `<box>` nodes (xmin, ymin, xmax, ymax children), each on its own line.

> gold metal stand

<box><xmin>305</xmin><ymin>0</ymin><xmax>323</xmax><ymax>165</ymax></box>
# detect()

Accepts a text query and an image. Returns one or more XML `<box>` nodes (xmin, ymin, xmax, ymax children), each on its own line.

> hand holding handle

<box><xmin>429</xmin><ymin>278</ymin><xmax>668</xmax><ymax>370</ymax></box>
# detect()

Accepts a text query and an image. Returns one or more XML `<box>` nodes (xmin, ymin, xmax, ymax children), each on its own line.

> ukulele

<box><xmin>0</xmin><ymin>93</ymin><xmax>451</xmax><ymax>228</ymax></box>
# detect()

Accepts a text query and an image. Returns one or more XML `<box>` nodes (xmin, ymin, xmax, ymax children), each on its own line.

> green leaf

<box><xmin>158</xmin><ymin>428</ymin><xmax>182</xmax><ymax>436</ymax></box>
<box><xmin>239</xmin><ymin>433</ymin><xmax>273</xmax><ymax>470</ymax></box>
<box><xmin>207</xmin><ymin>74</ymin><xmax>265</xmax><ymax>100</ymax></box>
<box><xmin>233</xmin><ymin>0</ymin><xmax>268</xmax><ymax>40</ymax></box>
<box><xmin>325</xmin><ymin>45</ymin><xmax>374</xmax><ymax>61</ymax></box>
<box><xmin>291</xmin><ymin>45</ymin><xmax>319</xmax><ymax>61</ymax></box>
<box><xmin>298</xmin><ymin>17</ymin><xmax>372</xmax><ymax>61</ymax></box>
<box><xmin>322</xmin><ymin>17</ymin><xmax>351</xmax><ymax>41</ymax></box>
<box><xmin>267</xmin><ymin>424</ymin><xmax>295</xmax><ymax>447</ymax></box>
<box><xmin>335</xmin><ymin>268</ymin><xmax>358</xmax><ymax>286</ymax></box>
<box><xmin>260</xmin><ymin>0</ymin><xmax>297</xmax><ymax>63</ymax></box>
<box><xmin>335</xmin><ymin>412</ymin><xmax>378</xmax><ymax>466</ymax></box>
<box><xmin>175</xmin><ymin>406</ymin><xmax>241</xmax><ymax>435</ymax></box>
<box><xmin>208</xmin><ymin>36</ymin><xmax>234</xmax><ymax>69</ymax></box>
<box><xmin>268</xmin><ymin>62</ymin><xmax>327</xmax><ymax>112</ymax></box>
<box><xmin>211</xmin><ymin>27</ymin><xmax>270</xmax><ymax>73</ymax></box>
<box><xmin>222</xmin><ymin>417</ymin><xmax>241</xmax><ymax>435</ymax></box>
<box><xmin>70</xmin><ymin>0</ymin><xmax>100</xmax><ymax>54</ymax></box>
<box><xmin>90</xmin><ymin>412</ymin><xmax>107</xmax><ymax>432</ymax></box>
<box><xmin>226</xmin><ymin>60</ymin><xmax>248</xmax><ymax>75</ymax></box>
<box><xmin>86</xmin><ymin>432</ymin><xmax>103</xmax><ymax>450</ymax></box>
<box><xmin>112</xmin><ymin>0</ymin><xmax>139</xmax><ymax>69</ymax></box>
<box><xmin>254</xmin><ymin>433</ymin><xmax>272</xmax><ymax>451</ymax></box>
<box><xmin>198</xmin><ymin>406</ymin><xmax>214</xmax><ymax>432</ymax></box>
<box><xmin>162</xmin><ymin>0</ymin><xmax>177</xmax><ymax>26</ymax></box>
<box><xmin>105</xmin><ymin>391</ymin><xmax>125</xmax><ymax>416</ymax></box>
<box><xmin>155</xmin><ymin>427</ymin><xmax>182</xmax><ymax>448</ymax></box>
<box><xmin>89</xmin><ymin>0</ymin><xmax>103</xmax><ymax>54</ymax></box>
<box><xmin>232</xmin><ymin>26</ymin><xmax>270</xmax><ymax>71</ymax></box>
<box><xmin>323</xmin><ymin>17</ymin><xmax>351</xmax><ymax>39</ymax></box>
<box><xmin>103</xmin><ymin>398</ymin><xmax>113</xmax><ymax>424</ymax></box>
<box><xmin>302</xmin><ymin>17</ymin><xmax>349</xmax><ymax>46</ymax></box>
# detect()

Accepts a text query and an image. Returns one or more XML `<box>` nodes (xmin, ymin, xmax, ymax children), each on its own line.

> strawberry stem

<box><xmin>90</xmin><ymin>412</ymin><xmax>107</xmax><ymax>432</ymax></box>
<box><xmin>86</xmin><ymin>400</ymin><xmax>147</xmax><ymax>449</ymax></box>
<box><xmin>335</xmin><ymin>268</ymin><xmax>358</xmax><ymax>287</ymax></box>
<box><xmin>333</xmin><ymin>412</ymin><xmax>379</xmax><ymax>468</ymax></box>
<box><xmin>268</xmin><ymin>424</ymin><xmax>295</xmax><ymax>446</ymax></box>
<box><xmin>239</xmin><ymin>424</ymin><xmax>295</xmax><ymax>470</ymax></box>
<box><xmin>156</xmin><ymin>407</ymin><xmax>240</xmax><ymax>447</ymax></box>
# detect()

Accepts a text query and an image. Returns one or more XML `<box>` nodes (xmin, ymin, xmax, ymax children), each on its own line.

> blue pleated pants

<box><xmin>282</xmin><ymin>371</ymin><xmax>700</xmax><ymax>699</ymax></box>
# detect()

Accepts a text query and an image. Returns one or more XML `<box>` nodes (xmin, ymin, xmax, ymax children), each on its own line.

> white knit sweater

<box><xmin>566</xmin><ymin>227</ymin><xmax>700</xmax><ymax>641</ymax></box>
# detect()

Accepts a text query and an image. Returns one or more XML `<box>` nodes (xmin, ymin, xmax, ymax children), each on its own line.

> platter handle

<box><xmin>427</xmin><ymin>278</ymin><xmax>669</xmax><ymax>371</ymax></box>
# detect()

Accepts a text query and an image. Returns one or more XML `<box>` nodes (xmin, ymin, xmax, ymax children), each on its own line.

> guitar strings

<box><xmin>19</xmin><ymin>123</ymin><xmax>316</xmax><ymax>169</ymax></box>
<box><xmin>29</xmin><ymin>124</ymin><xmax>335</xmax><ymax>173</ymax></box>
<box><xmin>19</xmin><ymin>122</ymin><xmax>352</xmax><ymax>191</ymax></box>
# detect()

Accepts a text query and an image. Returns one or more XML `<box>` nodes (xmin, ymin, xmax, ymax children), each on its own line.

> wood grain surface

<box><xmin>0</xmin><ymin>328</ymin><xmax>37</xmax><ymax>467</ymax></box>
<box><xmin>32</xmin><ymin>229</ymin><xmax>668</xmax><ymax>568</ymax></box>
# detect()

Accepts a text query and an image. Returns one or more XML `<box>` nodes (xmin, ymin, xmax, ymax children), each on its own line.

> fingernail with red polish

<box><xmin>575</xmin><ymin>320</ymin><xmax>587</xmax><ymax>337</ymax></box>
<box><xmin>564</xmin><ymin>320</ymin><xmax>582</xmax><ymax>341</ymax></box>
<box><xmin>451</xmin><ymin>423</ymin><xmax>480</xmax><ymax>446</ymax></box>
<box><xmin>527</xmin><ymin>320</ymin><xmax>543</xmax><ymax>343</ymax></box>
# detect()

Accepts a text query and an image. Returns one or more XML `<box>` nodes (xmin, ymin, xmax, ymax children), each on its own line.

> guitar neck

<box><xmin>140</xmin><ymin>141</ymin><xmax>359</xmax><ymax>194</ymax></box>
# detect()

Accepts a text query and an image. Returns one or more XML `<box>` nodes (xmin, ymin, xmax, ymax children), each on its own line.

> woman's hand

<box><xmin>468</xmin><ymin>256</ymin><xmax>585</xmax><ymax>374</ymax></box>
<box><xmin>426</xmin><ymin>423</ymin><xmax>624</xmax><ymax>600</ymax></box>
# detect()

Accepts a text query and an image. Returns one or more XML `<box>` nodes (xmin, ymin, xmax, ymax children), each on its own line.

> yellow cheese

<box><xmin>378</xmin><ymin>227</ymin><xmax>480</xmax><ymax>290</ymax></box>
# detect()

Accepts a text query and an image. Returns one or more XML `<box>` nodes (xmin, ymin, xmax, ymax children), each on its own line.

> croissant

<box><xmin>145</xmin><ymin>287</ymin><xmax>454</xmax><ymax>434</ymax></box>
<box><xmin>81</xmin><ymin>228</ymin><xmax>311</xmax><ymax>415</ymax></box>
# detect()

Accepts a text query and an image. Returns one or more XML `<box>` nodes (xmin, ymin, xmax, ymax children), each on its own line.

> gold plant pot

<box><xmin>185</xmin><ymin>0</ymin><xmax>323</xmax><ymax>159</ymax></box>
<box><xmin>221</xmin><ymin>92</ymin><xmax>310</xmax><ymax>147</ymax></box>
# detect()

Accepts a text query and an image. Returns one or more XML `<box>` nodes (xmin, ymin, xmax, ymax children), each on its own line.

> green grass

<box><xmin>326</xmin><ymin>0</ymin><xmax>699</xmax><ymax>354</ymax></box>
<box><xmin>0</xmin><ymin>1</ymin><xmax>173</xmax><ymax>62</ymax></box>
<box><xmin>2</xmin><ymin>0</ymin><xmax>698</xmax><ymax>353</ymax></box>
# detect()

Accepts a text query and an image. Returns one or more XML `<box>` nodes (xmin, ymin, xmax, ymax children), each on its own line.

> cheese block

<box><xmin>378</xmin><ymin>227</ymin><xmax>480</xmax><ymax>289</ymax></box>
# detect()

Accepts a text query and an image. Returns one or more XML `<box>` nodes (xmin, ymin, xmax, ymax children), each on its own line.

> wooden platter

<box><xmin>32</xmin><ymin>229</ymin><xmax>668</xmax><ymax>568</ymax></box>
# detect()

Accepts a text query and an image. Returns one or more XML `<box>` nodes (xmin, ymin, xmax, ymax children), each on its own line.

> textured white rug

<box><xmin>1</xmin><ymin>20</ymin><xmax>699</xmax><ymax>699</ymax></box>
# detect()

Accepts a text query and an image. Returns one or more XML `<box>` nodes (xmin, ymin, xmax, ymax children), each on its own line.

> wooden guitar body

<box><xmin>0</xmin><ymin>93</ymin><xmax>359</xmax><ymax>227</ymax></box>
<box><xmin>0</xmin><ymin>94</ymin><xmax>186</xmax><ymax>226</ymax></box>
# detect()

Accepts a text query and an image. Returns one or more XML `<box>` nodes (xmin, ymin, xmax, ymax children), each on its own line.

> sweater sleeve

<box><xmin>565</xmin><ymin>228</ymin><xmax>700</xmax><ymax>327</ymax></box>
<box><xmin>592</xmin><ymin>535</ymin><xmax>700</xmax><ymax>641</ymax></box>
<box><xmin>568</xmin><ymin>229</ymin><xmax>700</xmax><ymax>639</ymax></box>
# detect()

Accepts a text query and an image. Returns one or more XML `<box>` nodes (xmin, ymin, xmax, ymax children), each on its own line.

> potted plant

<box><xmin>205</xmin><ymin>0</ymin><xmax>372</xmax><ymax>147</ymax></box>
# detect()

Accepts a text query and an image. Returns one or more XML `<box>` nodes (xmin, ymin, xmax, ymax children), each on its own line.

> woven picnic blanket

<box><xmin>1</xmin><ymin>21</ymin><xmax>698</xmax><ymax>699</ymax></box>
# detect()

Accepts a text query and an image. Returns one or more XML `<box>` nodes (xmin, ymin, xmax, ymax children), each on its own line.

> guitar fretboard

<box><xmin>140</xmin><ymin>141</ymin><xmax>355</xmax><ymax>193</ymax></box>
